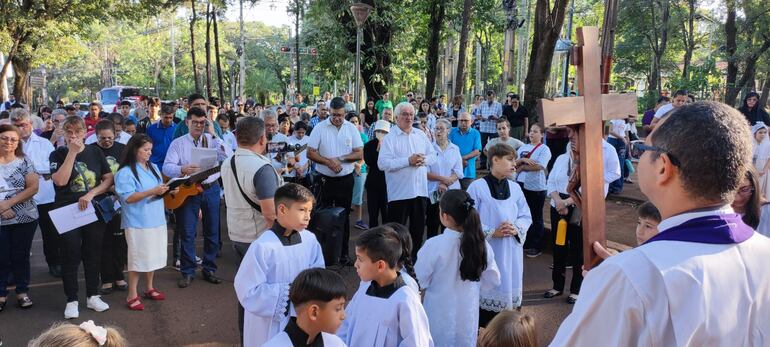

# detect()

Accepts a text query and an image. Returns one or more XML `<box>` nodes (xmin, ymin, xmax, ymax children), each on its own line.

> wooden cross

<box><xmin>537</xmin><ymin>26</ymin><xmax>637</xmax><ymax>270</ymax></box>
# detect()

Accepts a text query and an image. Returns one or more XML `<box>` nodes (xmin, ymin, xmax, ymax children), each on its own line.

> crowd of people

<box><xmin>1</xmin><ymin>87</ymin><xmax>770</xmax><ymax>346</ymax></box>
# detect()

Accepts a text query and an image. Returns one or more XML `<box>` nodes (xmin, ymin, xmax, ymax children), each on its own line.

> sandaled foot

<box><xmin>126</xmin><ymin>296</ymin><xmax>144</xmax><ymax>311</ymax></box>
<box><xmin>144</xmin><ymin>288</ymin><xmax>166</xmax><ymax>301</ymax></box>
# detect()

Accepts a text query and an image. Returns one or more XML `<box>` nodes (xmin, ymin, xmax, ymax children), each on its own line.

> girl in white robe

<box><xmin>415</xmin><ymin>190</ymin><xmax>501</xmax><ymax>347</ymax></box>
<box><xmin>467</xmin><ymin>143</ymin><xmax>532</xmax><ymax>326</ymax></box>
<box><xmin>234</xmin><ymin>226</ymin><xmax>325</xmax><ymax>347</ymax></box>
<box><xmin>751</xmin><ymin>122</ymin><xmax>770</xmax><ymax>199</ymax></box>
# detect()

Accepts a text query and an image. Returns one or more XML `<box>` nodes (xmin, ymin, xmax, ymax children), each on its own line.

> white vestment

<box><xmin>263</xmin><ymin>331</ymin><xmax>347</xmax><ymax>347</ymax></box>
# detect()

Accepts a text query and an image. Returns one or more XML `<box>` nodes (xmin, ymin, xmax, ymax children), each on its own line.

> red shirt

<box><xmin>84</xmin><ymin>115</ymin><xmax>99</xmax><ymax>133</ymax></box>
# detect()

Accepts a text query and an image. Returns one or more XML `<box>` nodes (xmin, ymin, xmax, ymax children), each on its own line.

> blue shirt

<box><xmin>147</xmin><ymin>121</ymin><xmax>177</xmax><ymax>167</ymax></box>
<box><xmin>115</xmin><ymin>164</ymin><xmax>167</xmax><ymax>229</ymax></box>
<box><xmin>449</xmin><ymin>127</ymin><xmax>482</xmax><ymax>179</ymax></box>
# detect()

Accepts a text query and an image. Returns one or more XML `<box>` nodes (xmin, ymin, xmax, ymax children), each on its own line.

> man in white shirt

<box><xmin>307</xmin><ymin>97</ymin><xmax>363</xmax><ymax>266</ymax></box>
<box><xmin>650</xmin><ymin>89</ymin><xmax>690</xmax><ymax>129</ymax></box>
<box><xmin>84</xmin><ymin>113</ymin><xmax>131</xmax><ymax>145</ymax></box>
<box><xmin>551</xmin><ymin>101</ymin><xmax>770</xmax><ymax>346</ymax></box>
<box><xmin>378</xmin><ymin>102</ymin><xmax>436</xmax><ymax>256</ymax></box>
<box><xmin>606</xmin><ymin>117</ymin><xmax>629</xmax><ymax>194</ymax></box>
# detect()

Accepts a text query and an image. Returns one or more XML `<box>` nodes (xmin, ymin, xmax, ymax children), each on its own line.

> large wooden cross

<box><xmin>537</xmin><ymin>26</ymin><xmax>637</xmax><ymax>270</ymax></box>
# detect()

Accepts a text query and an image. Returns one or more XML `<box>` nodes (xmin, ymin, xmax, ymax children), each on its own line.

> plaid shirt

<box><xmin>478</xmin><ymin>101</ymin><xmax>502</xmax><ymax>133</ymax></box>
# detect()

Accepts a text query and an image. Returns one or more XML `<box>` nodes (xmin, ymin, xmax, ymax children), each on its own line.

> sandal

<box><xmin>126</xmin><ymin>296</ymin><xmax>144</xmax><ymax>311</ymax></box>
<box><xmin>143</xmin><ymin>289</ymin><xmax>166</xmax><ymax>301</ymax></box>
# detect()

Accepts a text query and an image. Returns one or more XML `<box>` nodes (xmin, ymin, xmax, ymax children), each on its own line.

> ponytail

<box><xmin>440</xmin><ymin>190</ymin><xmax>488</xmax><ymax>282</ymax></box>
<box><xmin>383</xmin><ymin>222</ymin><xmax>418</xmax><ymax>281</ymax></box>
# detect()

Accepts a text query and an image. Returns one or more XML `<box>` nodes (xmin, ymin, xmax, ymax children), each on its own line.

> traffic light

<box><xmin>280</xmin><ymin>47</ymin><xmax>291</xmax><ymax>53</ymax></box>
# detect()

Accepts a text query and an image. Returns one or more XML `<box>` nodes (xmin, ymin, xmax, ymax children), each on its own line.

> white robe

<box><xmin>550</xmin><ymin>209</ymin><xmax>770</xmax><ymax>346</ymax></box>
<box><xmin>467</xmin><ymin>178</ymin><xmax>532</xmax><ymax>310</ymax></box>
<box><xmin>337</xmin><ymin>281</ymin><xmax>434</xmax><ymax>347</ymax></box>
<box><xmin>757</xmin><ymin>203</ymin><xmax>770</xmax><ymax>237</ymax></box>
<box><xmin>753</xmin><ymin>139</ymin><xmax>770</xmax><ymax>199</ymax></box>
<box><xmin>234</xmin><ymin>230</ymin><xmax>326</xmax><ymax>347</ymax></box>
<box><xmin>263</xmin><ymin>331</ymin><xmax>347</xmax><ymax>347</ymax></box>
<box><xmin>415</xmin><ymin>229</ymin><xmax>501</xmax><ymax>347</ymax></box>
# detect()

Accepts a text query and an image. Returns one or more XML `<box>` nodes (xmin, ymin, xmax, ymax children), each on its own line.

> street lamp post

<box><xmin>350</xmin><ymin>3</ymin><xmax>373</xmax><ymax>110</ymax></box>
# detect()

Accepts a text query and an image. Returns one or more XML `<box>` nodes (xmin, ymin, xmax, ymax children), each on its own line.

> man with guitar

<box><xmin>162</xmin><ymin>107</ymin><xmax>232</xmax><ymax>288</ymax></box>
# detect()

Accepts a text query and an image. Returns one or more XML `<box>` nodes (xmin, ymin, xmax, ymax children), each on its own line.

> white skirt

<box><xmin>125</xmin><ymin>225</ymin><xmax>168</xmax><ymax>272</ymax></box>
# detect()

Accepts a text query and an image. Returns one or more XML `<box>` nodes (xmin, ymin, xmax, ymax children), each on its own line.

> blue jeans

<box><xmin>607</xmin><ymin>137</ymin><xmax>626</xmax><ymax>193</ymax></box>
<box><xmin>0</xmin><ymin>221</ymin><xmax>38</xmax><ymax>296</ymax></box>
<box><xmin>176</xmin><ymin>184</ymin><xmax>221</xmax><ymax>277</ymax></box>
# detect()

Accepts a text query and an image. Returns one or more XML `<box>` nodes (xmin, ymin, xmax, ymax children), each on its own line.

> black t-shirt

<box><xmin>137</xmin><ymin>117</ymin><xmax>153</xmax><ymax>134</ymax></box>
<box><xmin>89</xmin><ymin>142</ymin><xmax>126</xmax><ymax>175</ymax></box>
<box><xmin>49</xmin><ymin>145</ymin><xmax>112</xmax><ymax>204</ymax></box>
<box><xmin>363</xmin><ymin>139</ymin><xmax>385</xmax><ymax>191</ymax></box>
<box><xmin>40</xmin><ymin>130</ymin><xmax>54</xmax><ymax>140</ymax></box>
<box><xmin>503</xmin><ymin>105</ymin><xmax>529</xmax><ymax>127</ymax></box>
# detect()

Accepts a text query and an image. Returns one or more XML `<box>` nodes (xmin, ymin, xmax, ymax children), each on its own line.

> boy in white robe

<box><xmin>263</xmin><ymin>268</ymin><xmax>347</xmax><ymax>347</ymax></box>
<box><xmin>337</xmin><ymin>226</ymin><xmax>434</xmax><ymax>347</ymax></box>
<box><xmin>467</xmin><ymin>143</ymin><xmax>532</xmax><ymax>327</ymax></box>
<box><xmin>551</xmin><ymin>101</ymin><xmax>770</xmax><ymax>346</ymax></box>
<box><xmin>234</xmin><ymin>183</ymin><xmax>326</xmax><ymax>347</ymax></box>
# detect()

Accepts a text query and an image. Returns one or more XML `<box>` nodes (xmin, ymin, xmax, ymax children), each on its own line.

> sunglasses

<box><xmin>629</xmin><ymin>141</ymin><xmax>680</xmax><ymax>166</ymax></box>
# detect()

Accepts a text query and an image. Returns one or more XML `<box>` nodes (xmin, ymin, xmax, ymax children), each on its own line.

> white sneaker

<box><xmin>86</xmin><ymin>295</ymin><xmax>110</xmax><ymax>312</ymax></box>
<box><xmin>64</xmin><ymin>301</ymin><xmax>79</xmax><ymax>319</ymax></box>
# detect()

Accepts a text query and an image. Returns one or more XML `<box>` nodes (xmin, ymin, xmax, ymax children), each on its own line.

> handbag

<box><xmin>74</xmin><ymin>164</ymin><xmax>118</xmax><ymax>224</ymax></box>
<box><xmin>309</xmin><ymin>174</ymin><xmax>347</xmax><ymax>265</ymax></box>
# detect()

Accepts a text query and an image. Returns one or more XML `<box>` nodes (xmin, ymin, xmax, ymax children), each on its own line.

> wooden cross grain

<box><xmin>537</xmin><ymin>26</ymin><xmax>637</xmax><ymax>270</ymax></box>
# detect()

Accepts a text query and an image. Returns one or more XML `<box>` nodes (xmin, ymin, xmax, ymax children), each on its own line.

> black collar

<box><xmin>271</xmin><ymin>222</ymin><xmax>302</xmax><ymax>246</ymax></box>
<box><xmin>483</xmin><ymin>174</ymin><xmax>511</xmax><ymax>200</ymax></box>
<box><xmin>365</xmin><ymin>273</ymin><xmax>406</xmax><ymax>299</ymax></box>
<box><xmin>284</xmin><ymin>317</ymin><xmax>324</xmax><ymax>347</ymax></box>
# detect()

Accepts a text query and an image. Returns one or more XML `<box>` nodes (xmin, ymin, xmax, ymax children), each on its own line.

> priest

<box><xmin>551</xmin><ymin>101</ymin><xmax>770</xmax><ymax>346</ymax></box>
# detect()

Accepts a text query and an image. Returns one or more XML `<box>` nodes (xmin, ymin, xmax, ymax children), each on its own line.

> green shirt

<box><xmin>374</xmin><ymin>100</ymin><xmax>393</xmax><ymax>114</ymax></box>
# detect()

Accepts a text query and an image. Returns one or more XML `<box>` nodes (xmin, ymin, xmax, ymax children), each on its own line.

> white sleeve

<box><xmin>511</xmin><ymin>183</ymin><xmax>533</xmax><ymax>242</ymax></box>
<box><xmin>451</xmin><ymin>148</ymin><xmax>464</xmax><ymax>179</ymax></box>
<box><xmin>550</xmin><ymin>261</ymin><xmax>651</xmax><ymax>347</ymax></box>
<box><xmin>233</xmin><ymin>243</ymin><xmax>291</xmax><ymax>321</ymax></box>
<box><xmin>480</xmin><ymin>242</ymin><xmax>501</xmax><ymax>291</ymax></box>
<box><xmin>378</xmin><ymin>135</ymin><xmax>410</xmax><ymax>172</ymax></box>
<box><xmin>603</xmin><ymin>142</ymin><xmax>622</xmax><ymax>184</ymax></box>
<box><xmin>337</xmin><ymin>284</ymin><xmax>364</xmax><ymax>343</ymax></box>
<box><xmin>397</xmin><ymin>293</ymin><xmax>434</xmax><ymax>347</ymax></box>
<box><xmin>422</xmin><ymin>134</ymin><xmax>437</xmax><ymax>167</ymax></box>
<box><xmin>414</xmin><ymin>240</ymin><xmax>439</xmax><ymax>290</ymax></box>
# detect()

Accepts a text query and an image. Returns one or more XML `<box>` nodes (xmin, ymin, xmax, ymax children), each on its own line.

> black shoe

<box><xmin>177</xmin><ymin>275</ymin><xmax>194</xmax><ymax>288</ymax></box>
<box><xmin>17</xmin><ymin>296</ymin><xmax>33</xmax><ymax>309</ymax></box>
<box><xmin>544</xmin><ymin>290</ymin><xmax>563</xmax><ymax>298</ymax></box>
<box><xmin>99</xmin><ymin>285</ymin><xmax>114</xmax><ymax>295</ymax></box>
<box><xmin>567</xmin><ymin>294</ymin><xmax>578</xmax><ymax>304</ymax></box>
<box><xmin>48</xmin><ymin>265</ymin><xmax>61</xmax><ymax>278</ymax></box>
<box><xmin>201</xmin><ymin>271</ymin><xmax>222</xmax><ymax>284</ymax></box>
<box><xmin>114</xmin><ymin>282</ymin><xmax>128</xmax><ymax>291</ymax></box>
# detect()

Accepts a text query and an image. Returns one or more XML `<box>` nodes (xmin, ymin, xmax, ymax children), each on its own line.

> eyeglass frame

<box><xmin>630</xmin><ymin>141</ymin><xmax>680</xmax><ymax>167</ymax></box>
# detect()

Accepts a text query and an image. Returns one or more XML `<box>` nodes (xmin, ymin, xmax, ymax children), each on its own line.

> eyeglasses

<box><xmin>190</xmin><ymin>120</ymin><xmax>207</xmax><ymax>127</ymax></box>
<box><xmin>630</xmin><ymin>141</ymin><xmax>680</xmax><ymax>166</ymax></box>
<box><xmin>0</xmin><ymin>136</ymin><xmax>19</xmax><ymax>143</ymax></box>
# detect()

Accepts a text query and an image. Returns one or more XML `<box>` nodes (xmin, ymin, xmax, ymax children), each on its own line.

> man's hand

<box><xmin>181</xmin><ymin>164</ymin><xmax>200</xmax><ymax>176</ymax></box>
<box><xmin>326</xmin><ymin>158</ymin><xmax>342</xmax><ymax>173</ymax></box>
<box><xmin>438</xmin><ymin>183</ymin><xmax>448</xmax><ymax>193</ymax></box>
<box><xmin>78</xmin><ymin>192</ymin><xmax>94</xmax><ymax>211</ymax></box>
<box><xmin>408</xmin><ymin>154</ymin><xmax>425</xmax><ymax>167</ymax></box>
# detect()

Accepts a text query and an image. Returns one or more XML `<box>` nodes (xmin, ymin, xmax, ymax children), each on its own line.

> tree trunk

<box><xmin>205</xmin><ymin>1</ymin><xmax>212</xmax><ymax>100</ymax></box>
<box><xmin>681</xmin><ymin>0</ymin><xmax>695</xmax><ymax>81</ymax></box>
<box><xmin>424</xmin><ymin>0</ymin><xmax>446</xmax><ymax>99</ymax></box>
<box><xmin>11</xmin><ymin>55</ymin><xmax>31</xmax><ymax>104</ymax></box>
<box><xmin>295</xmin><ymin>0</ymin><xmax>302</xmax><ymax>95</ymax></box>
<box><xmin>454</xmin><ymin>0</ymin><xmax>473</xmax><ymax>98</ymax></box>
<box><xmin>523</xmin><ymin>0</ymin><xmax>570</xmax><ymax>123</ymax></box>
<box><xmin>760</xmin><ymin>74</ymin><xmax>770</xmax><ymax>110</ymax></box>
<box><xmin>724</xmin><ymin>0</ymin><xmax>738</xmax><ymax>106</ymax></box>
<box><xmin>0</xmin><ymin>37</ymin><xmax>22</xmax><ymax>102</ymax></box>
<box><xmin>213</xmin><ymin>7</ymin><xmax>225</xmax><ymax>103</ymax></box>
<box><xmin>190</xmin><ymin>0</ymin><xmax>200</xmax><ymax>93</ymax></box>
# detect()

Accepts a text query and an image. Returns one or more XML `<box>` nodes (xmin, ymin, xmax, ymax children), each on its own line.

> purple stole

<box><xmin>644</xmin><ymin>213</ymin><xmax>754</xmax><ymax>245</ymax></box>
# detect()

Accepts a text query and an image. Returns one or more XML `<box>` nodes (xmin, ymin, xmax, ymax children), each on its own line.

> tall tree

<box><xmin>724</xmin><ymin>0</ymin><xmax>770</xmax><ymax>106</ymax></box>
<box><xmin>212</xmin><ymin>7</ymin><xmax>225</xmax><ymax>102</ymax></box>
<box><xmin>679</xmin><ymin>0</ymin><xmax>696</xmax><ymax>82</ymax></box>
<box><xmin>189</xmin><ymin>0</ymin><xmax>201</xmax><ymax>93</ymax></box>
<box><xmin>523</xmin><ymin>0</ymin><xmax>570</xmax><ymax>122</ymax></box>
<box><xmin>424</xmin><ymin>0</ymin><xmax>447</xmax><ymax>98</ymax></box>
<box><xmin>205</xmin><ymin>1</ymin><xmax>213</xmax><ymax>99</ymax></box>
<box><xmin>454</xmin><ymin>0</ymin><xmax>473</xmax><ymax>97</ymax></box>
<box><xmin>646</xmin><ymin>0</ymin><xmax>670</xmax><ymax>101</ymax></box>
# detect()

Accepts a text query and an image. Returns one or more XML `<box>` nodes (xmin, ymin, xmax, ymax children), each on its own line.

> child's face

<box><xmin>636</xmin><ymin>217</ymin><xmax>659</xmax><ymax>245</ymax></box>
<box><xmin>218</xmin><ymin>119</ymin><xmax>229</xmax><ymax>131</ymax></box>
<box><xmin>354</xmin><ymin>247</ymin><xmax>380</xmax><ymax>282</ymax></box>
<box><xmin>294</xmin><ymin>128</ymin><xmax>306</xmax><ymax>139</ymax></box>
<box><xmin>277</xmin><ymin>200</ymin><xmax>313</xmax><ymax>231</ymax></box>
<box><xmin>315</xmin><ymin>298</ymin><xmax>347</xmax><ymax>333</ymax></box>
<box><xmin>497</xmin><ymin>123</ymin><xmax>509</xmax><ymax>138</ymax></box>
<box><xmin>491</xmin><ymin>154</ymin><xmax>517</xmax><ymax>177</ymax></box>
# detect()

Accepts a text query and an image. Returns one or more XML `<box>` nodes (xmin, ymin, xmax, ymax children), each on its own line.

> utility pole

<box><xmin>238</xmin><ymin>0</ymin><xmax>245</xmax><ymax>100</ymax></box>
<box><xmin>561</xmin><ymin>0</ymin><xmax>575</xmax><ymax>96</ymax></box>
<box><xmin>293</xmin><ymin>0</ymin><xmax>302</xmax><ymax>94</ymax></box>
<box><xmin>170</xmin><ymin>14</ymin><xmax>177</xmax><ymax>96</ymax></box>
<box><xmin>205</xmin><ymin>1</ymin><xmax>212</xmax><ymax>100</ymax></box>
<box><xmin>213</xmin><ymin>7</ymin><xmax>225</xmax><ymax>103</ymax></box>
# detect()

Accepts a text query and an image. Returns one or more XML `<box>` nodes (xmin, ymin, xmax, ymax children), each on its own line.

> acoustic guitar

<box><xmin>163</xmin><ymin>166</ymin><xmax>221</xmax><ymax>210</ymax></box>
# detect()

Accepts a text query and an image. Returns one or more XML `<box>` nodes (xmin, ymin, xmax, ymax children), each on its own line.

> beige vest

<box><xmin>221</xmin><ymin>148</ymin><xmax>284</xmax><ymax>243</ymax></box>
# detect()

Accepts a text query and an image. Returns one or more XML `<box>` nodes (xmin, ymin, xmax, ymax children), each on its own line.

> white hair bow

<box><xmin>79</xmin><ymin>320</ymin><xmax>107</xmax><ymax>346</ymax></box>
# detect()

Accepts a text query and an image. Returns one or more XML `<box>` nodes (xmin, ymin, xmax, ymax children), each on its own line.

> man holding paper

<box><xmin>163</xmin><ymin>107</ymin><xmax>232</xmax><ymax>289</ymax></box>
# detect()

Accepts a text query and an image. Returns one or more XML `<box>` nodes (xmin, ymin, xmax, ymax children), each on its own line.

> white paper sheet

<box><xmin>49</xmin><ymin>202</ymin><xmax>98</xmax><ymax>234</ymax></box>
<box><xmin>191</xmin><ymin>147</ymin><xmax>218</xmax><ymax>169</ymax></box>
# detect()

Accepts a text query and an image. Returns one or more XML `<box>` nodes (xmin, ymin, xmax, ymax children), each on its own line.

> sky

<box><xmin>223</xmin><ymin>0</ymin><xmax>292</xmax><ymax>28</ymax></box>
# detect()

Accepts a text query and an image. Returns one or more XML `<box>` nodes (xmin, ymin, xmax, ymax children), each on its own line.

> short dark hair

<box><xmin>188</xmin><ymin>93</ymin><xmax>206</xmax><ymax>105</ymax></box>
<box><xmin>274</xmin><ymin>183</ymin><xmax>315</xmax><ymax>209</ymax></box>
<box><xmin>235</xmin><ymin>116</ymin><xmax>264</xmax><ymax>146</ymax></box>
<box><xmin>148</xmin><ymin>97</ymin><xmax>161</xmax><ymax>107</ymax></box>
<box><xmin>95</xmin><ymin>119</ymin><xmax>115</xmax><ymax>134</ymax></box>
<box><xmin>161</xmin><ymin>104</ymin><xmax>175</xmax><ymax>115</ymax></box>
<box><xmin>673</xmin><ymin>89</ymin><xmax>689</xmax><ymax>98</ymax></box>
<box><xmin>511</xmin><ymin>94</ymin><xmax>520</xmax><ymax>100</ymax></box>
<box><xmin>120</xmin><ymin>100</ymin><xmax>131</xmax><ymax>107</ymax></box>
<box><xmin>656</xmin><ymin>96</ymin><xmax>670</xmax><ymax>104</ymax></box>
<box><xmin>124</xmin><ymin>119</ymin><xmax>136</xmax><ymax>127</ymax></box>
<box><xmin>487</xmin><ymin>143</ymin><xmax>517</xmax><ymax>160</ymax></box>
<box><xmin>496</xmin><ymin>118</ymin><xmax>511</xmax><ymax>127</ymax></box>
<box><xmin>215</xmin><ymin>114</ymin><xmax>229</xmax><ymax>123</ymax></box>
<box><xmin>187</xmin><ymin>107</ymin><xmax>207</xmax><ymax>119</ymax></box>
<box><xmin>637</xmin><ymin>201</ymin><xmax>661</xmax><ymax>223</ymax></box>
<box><xmin>355</xmin><ymin>226</ymin><xmax>402</xmax><ymax>269</ymax></box>
<box><xmin>329</xmin><ymin>96</ymin><xmax>346</xmax><ymax>110</ymax></box>
<box><xmin>289</xmin><ymin>268</ymin><xmax>347</xmax><ymax>308</ymax></box>
<box><xmin>277</xmin><ymin>114</ymin><xmax>291</xmax><ymax>124</ymax></box>
<box><xmin>293</xmin><ymin>121</ymin><xmax>308</xmax><ymax>132</ymax></box>
<box><xmin>650</xmin><ymin>101</ymin><xmax>751</xmax><ymax>202</ymax></box>
<box><xmin>64</xmin><ymin>105</ymin><xmax>76</xmax><ymax>111</ymax></box>
<box><xmin>108</xmin><ymin>113</ymin><xmax>124</xmax><ymax>126</ymax></box>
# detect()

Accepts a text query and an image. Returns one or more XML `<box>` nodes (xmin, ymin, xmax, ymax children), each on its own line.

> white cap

<box><xmin>373</xmin><ymin>119</ymin><xmax>391</xmax><ymax>133</ymax></box>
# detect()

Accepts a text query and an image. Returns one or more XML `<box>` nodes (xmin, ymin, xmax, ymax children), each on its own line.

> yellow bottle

<box><xmin>555</xmin><ymin>218</ymin><xmax>567</xmax><ymax>246</ymax></box>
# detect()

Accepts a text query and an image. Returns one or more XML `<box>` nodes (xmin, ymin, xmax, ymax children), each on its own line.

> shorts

<box><xmin>352</xmin><ymin>172</ymin><xmax>367</xmax><ymax>206</ymax></box>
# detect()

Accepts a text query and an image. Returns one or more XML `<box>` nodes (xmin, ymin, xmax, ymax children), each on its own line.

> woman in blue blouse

<box><xmin>115</xmin><ymin>134</ymin><xmax>174</xmax><ymax>311</ymax></box>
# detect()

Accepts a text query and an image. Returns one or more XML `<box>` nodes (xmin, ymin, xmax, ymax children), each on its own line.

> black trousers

<box><xmin>550</xmin><ymin>205</ymin><xmax>584</xmax><ymax>294</ymax></box>
<box><xmin>388</xmin><ymin>197</ymin><xmax>427</xmax><ymax>258</ymax></box>
<box><xmin>285</xmin><ymin>175</ymin><xmax>311</xmax><ymax>189</ymax></box>
<box><xmin>37</xmin><ymin>202</ymin><xmax>61</xmax><ymax>267</ymax></box>
<box><xmin>318</xmin><ymin>173</ymin><xmax>354</xmax><ymax>261</ymax></box>
<box><xmin>100</xmin><ymin>215</ymin><xmax>126</xmax><ymax>284</ymax></box>
<box><xmin>60</xmin><ymin>220</ymin><xmax>105</xmax><ymax>302</ymax></box>
<box><xmin>425</xmin><ymin>202</ymin><xmax>445</xmax><ymax>239</ymax></box>
<box><xmin>366</xmin><ymin>186</ymin><xmax>388</xmax><ymax>228</ymax></box>
<box><xmin>521</xmin><ymin>187</ymin><xmax>547</xmax><ymax>252</ymax></box>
